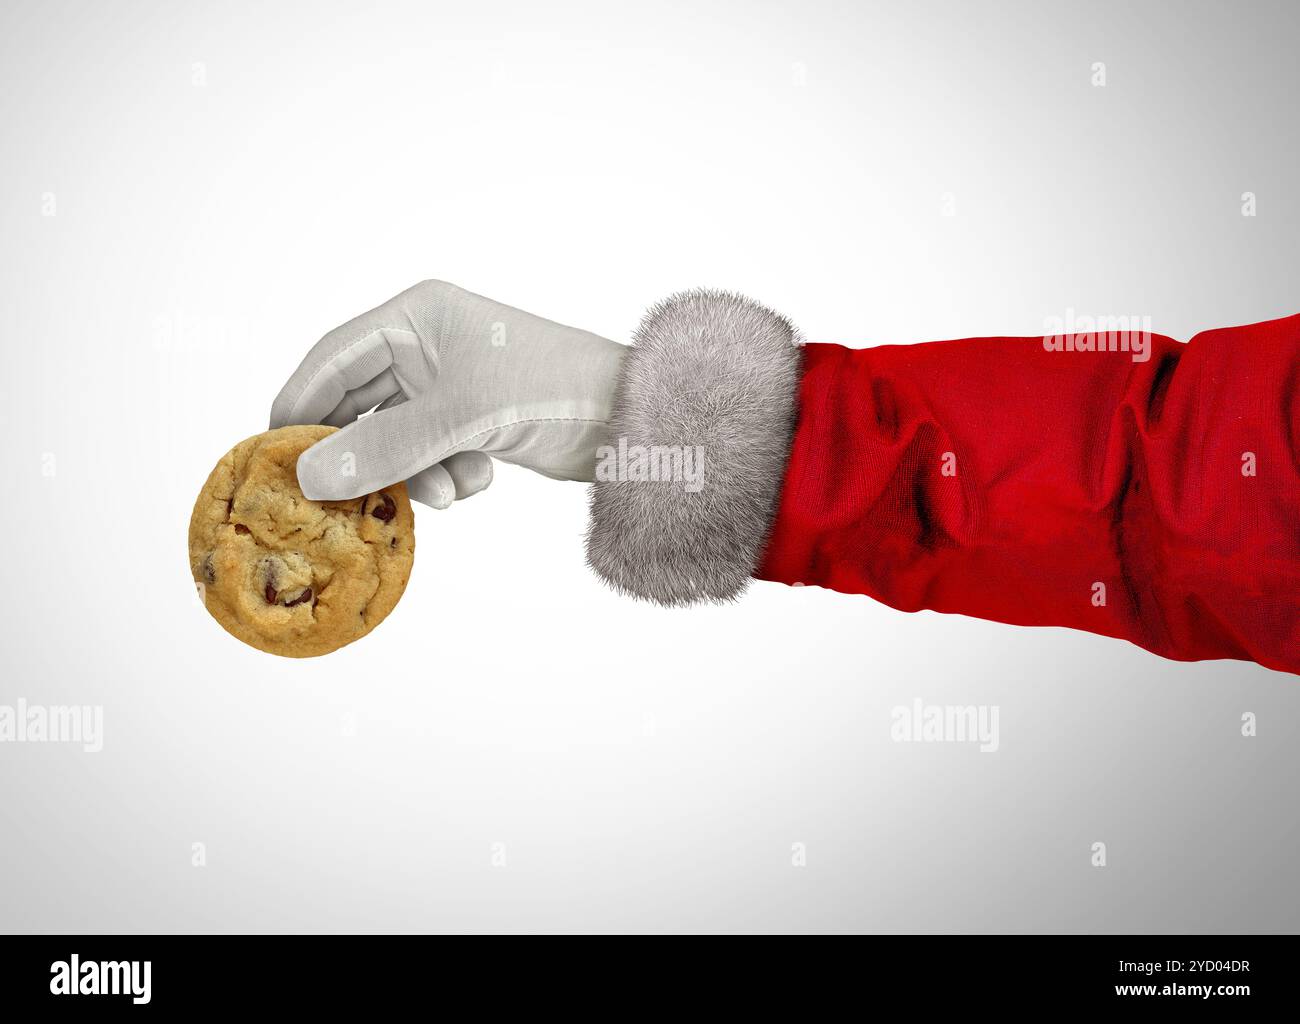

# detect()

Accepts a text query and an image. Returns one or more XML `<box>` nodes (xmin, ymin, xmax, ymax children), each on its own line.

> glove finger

<box><xmin>322</xmin><ymin>367</ymin><xmax>402</xmax><ymax>428</ymax></box>
<box><xmin>405</xmin><ymin>463</ymin><xmax>457</xmax><ymax>510</ymax></box>
<box><xmin>270</xmin><ymin>325</ymin><xmax>397</xmax><ymax>428</ymax></box>
<box><xmin>296</xmin><ymin>395</ymin><xmax>446</xmax><ymax>500</ymax></box>
<box><xmin>441</xmin><ymin>450</ymin><xmax>494</xmax><ymax>500</ymax></box>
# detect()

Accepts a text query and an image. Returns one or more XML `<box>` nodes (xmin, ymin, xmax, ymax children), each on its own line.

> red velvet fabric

<box><xmin>755</xmin><ymin>315</ymin><xmax>1300</xmax><ymax>675</ymax></box>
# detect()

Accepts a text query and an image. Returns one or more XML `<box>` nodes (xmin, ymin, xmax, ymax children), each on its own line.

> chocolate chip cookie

<box><xmin>188</xmin><ymin>425</ymin><xmax>415</xmax><ymax>657</ymax></box>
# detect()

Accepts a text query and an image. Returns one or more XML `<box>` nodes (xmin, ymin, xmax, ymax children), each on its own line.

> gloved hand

<box><xmin>269</xmin><ymin>280</ymin><xmax>626</xmax><ymax>508</ymax></box>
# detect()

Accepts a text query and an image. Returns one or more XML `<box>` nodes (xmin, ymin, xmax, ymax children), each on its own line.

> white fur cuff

<box><xmin>586</xmin><ymin>289</ymin><xmax>802</xmax><ymax>605</ymax></box>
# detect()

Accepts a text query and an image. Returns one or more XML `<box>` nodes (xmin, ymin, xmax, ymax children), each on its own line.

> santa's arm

<box><xmin>586</xmin><ymin>292</ymin><xmax>1300</xmax><ymax>676</ymax></box>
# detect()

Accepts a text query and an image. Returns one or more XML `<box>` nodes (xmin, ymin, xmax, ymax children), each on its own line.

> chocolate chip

<box><xmin>389</xmin><ymin>537</ymin><xmax>397</xmax><ymax>548</ymax></box>
<box><xmin>285</xmin><ymin>588</ymin><xmax>313</xmax><ymax>607</ymax></box>
<box><xmin>234</xmin><ymin>524</ymin><xmax>251</xmax><ymax>535</ymax></box>
<box><xmin>370</xmin><ymin>492</ymin><xmax>397</xmax><ymax>523</ymax></box>
<box><xmin>265</xmin><ymin>582</ymin><xmax>278</xmax><ymax>604</ymax></box>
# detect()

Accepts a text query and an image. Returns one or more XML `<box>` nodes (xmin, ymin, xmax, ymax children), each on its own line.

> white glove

<box><xmin>269</xmin><ymin>280</ymin><xmax>626</xmax><ymax>507</ymax></box>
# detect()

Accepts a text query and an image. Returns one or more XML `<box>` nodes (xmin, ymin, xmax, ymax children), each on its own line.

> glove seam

<box><xmin>428</xmin><ymin>416</ymin><xmax>609</xmax><ymax>465</ymax></box>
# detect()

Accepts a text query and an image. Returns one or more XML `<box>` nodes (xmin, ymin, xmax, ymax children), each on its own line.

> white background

<box><xmin>2</xmin><ymin>0</ymin><xmax>1298</xmax><ymax>932</ymax></box>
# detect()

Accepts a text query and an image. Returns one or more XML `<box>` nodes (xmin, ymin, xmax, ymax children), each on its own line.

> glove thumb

<box><xmin>297</xmin><ymin>395</ymin><xmax>451</xmax><ymax>501</ymax></box>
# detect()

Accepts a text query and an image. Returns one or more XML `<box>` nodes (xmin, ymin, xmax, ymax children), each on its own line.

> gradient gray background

<box><xmin>1</xmin><ymin>0</ymin><xmax>1297</xmax><ymax>933</ymax></box>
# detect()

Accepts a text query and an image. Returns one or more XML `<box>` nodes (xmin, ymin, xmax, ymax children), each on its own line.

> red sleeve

<box><xmin>755</xmin><ymin>314</ymin><xmax>1300</xmax><ymax>675</ymax></box>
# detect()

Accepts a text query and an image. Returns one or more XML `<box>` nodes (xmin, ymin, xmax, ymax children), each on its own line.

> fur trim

<box><xmin>586</xmin><ymin>289</ymin><xmax>802</xmax><ymax>605</ymax></box>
